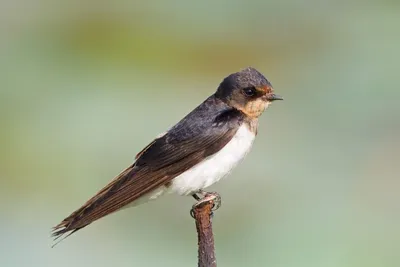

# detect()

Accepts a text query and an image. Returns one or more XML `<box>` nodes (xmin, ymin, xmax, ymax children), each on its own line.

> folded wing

<box><xmin>52</xmin><ymin>97</ymin><xmax>243</xmax><ymax>243</ymax></box>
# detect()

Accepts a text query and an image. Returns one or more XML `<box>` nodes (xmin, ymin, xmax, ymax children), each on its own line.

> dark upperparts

<box><xmin>215</xmin><ymin>67</ymin><xmax>272</xmax><ymax>100</ymax></box>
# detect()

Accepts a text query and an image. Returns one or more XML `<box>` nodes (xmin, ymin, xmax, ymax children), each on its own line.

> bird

<box><xmin>52</xmin><ymin>67</ymin><xmax>283</xmax><ymax>244</ymax></box>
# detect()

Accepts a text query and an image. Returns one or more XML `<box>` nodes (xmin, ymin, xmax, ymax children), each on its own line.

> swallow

<box><xmin>52</xmin><ymin>67</ymin><xmax>283</xmax><ymax>243</ymax></box>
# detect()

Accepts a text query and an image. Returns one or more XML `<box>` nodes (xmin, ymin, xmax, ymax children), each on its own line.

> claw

<box><xmin>207</xmin><ymin>192</ymin><xmax>221</xmax><ymax>212</ymax></box>
<box><xmin>190</xmin><ymin>191</ymin><xmax>221</xmax><ymax>218</ymax></box>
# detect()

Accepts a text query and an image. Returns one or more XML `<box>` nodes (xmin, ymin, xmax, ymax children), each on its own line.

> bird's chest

<box><xmin>170</xmin><ymin>124</ymin><xmax>256</xmax><ymax>195</ymax></box>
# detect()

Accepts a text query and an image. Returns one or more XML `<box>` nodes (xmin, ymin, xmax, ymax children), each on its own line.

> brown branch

<box><xmin>191</xmin><ymin>193</ymin><xmax>220</xmax><ymax>267</ymax></box>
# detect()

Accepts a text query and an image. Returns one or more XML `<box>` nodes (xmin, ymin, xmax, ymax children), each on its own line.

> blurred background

<box><xmin>1</xmin><ymin>0</ymin><xmax>399</xmax><ymax>266</ymax></box>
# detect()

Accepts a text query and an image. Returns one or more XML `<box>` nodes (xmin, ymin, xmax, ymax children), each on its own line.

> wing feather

<box><xmin>52</xmin><ymin>97</ymin><xmax>243</xmax><ymax>242</ymax></box>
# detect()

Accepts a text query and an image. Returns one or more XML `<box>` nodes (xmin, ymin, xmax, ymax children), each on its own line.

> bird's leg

<box><xmin>191</xmin><ymin>193</ymin><xmax>201</xmax><ymax>201</ymax></box>
<box><xmin>191</xmin><ymin>189</ymin><xmax>207</xmax><ymax>201</ymax></box>
<box><xmin>190</xmin><ymin>191</ymin><xmax>221</xmax><ymax>218</ymax></box>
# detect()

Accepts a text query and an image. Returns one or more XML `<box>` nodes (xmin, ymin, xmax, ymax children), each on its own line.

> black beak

<box><xmin>267</xmin><ymin>94</ymin><xmax>284</xmax><ymax>101</ymax></box>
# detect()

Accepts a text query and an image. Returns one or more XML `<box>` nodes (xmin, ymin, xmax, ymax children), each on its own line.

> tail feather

<box><xmin>51</xmin><ymin>227</ymin><xmax>84</xmax><ymax>247</ymax></box>
<box><xmin>51</xmin><ymin>165</ymin><xmax>135</xmax><ymax>246</ymax></box>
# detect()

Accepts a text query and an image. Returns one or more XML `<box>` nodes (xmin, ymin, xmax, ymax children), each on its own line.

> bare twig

<box><xmin>191</xmin><ymin>193</ymin><xmax>220</xmax><ymax>267</ymax></box>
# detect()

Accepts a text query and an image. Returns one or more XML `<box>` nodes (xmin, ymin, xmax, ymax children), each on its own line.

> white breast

<box><xmin>169</xmin><ymin>124</ymin><xmax>255</xmax><ymax>196</ymax></box>
<box><xmin>125</xmin><ymin>124</ymin><xmax>256</xmax><ymax>208</ymax></box>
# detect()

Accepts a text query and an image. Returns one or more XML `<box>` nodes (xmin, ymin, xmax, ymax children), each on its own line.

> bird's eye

<box><xmin>242</xmin><ymin>87</ymin><xmax>256</xmax><ymax>97</ymax></box>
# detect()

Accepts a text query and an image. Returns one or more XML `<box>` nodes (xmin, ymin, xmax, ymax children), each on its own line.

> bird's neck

<box><xmin>243</xmin><ymin>117</ymin><xmax>259</xmax><ymax>135</ymax></box>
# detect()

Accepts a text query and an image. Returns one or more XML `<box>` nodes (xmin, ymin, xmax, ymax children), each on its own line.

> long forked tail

<box><xmin>51</xmin><ymin>165</ymin><xmax>136</xmax><ymax>246</ymax></box>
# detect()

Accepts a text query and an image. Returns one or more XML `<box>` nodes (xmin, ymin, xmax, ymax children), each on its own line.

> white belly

<box><xmin>169</xmin><ymin>124</ymin><xmax>255</xmax><ymax>195</ymax></box>
<box><xmin>126</xmin><ymin>124</ymin><xmax>255</xmax><ymax>208</ymax></box>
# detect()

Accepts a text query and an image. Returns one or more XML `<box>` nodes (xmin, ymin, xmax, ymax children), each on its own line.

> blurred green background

<box><xmin>1</xmin><ymin>0</ymin><xmax>399</xmax><ymax>266</ymax></box>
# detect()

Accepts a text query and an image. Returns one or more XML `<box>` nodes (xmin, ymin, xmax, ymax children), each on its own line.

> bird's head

<box><xmin>215</xmin><ymin>67</ymin><xmax>283</xmax><ymax>118</ymax></box>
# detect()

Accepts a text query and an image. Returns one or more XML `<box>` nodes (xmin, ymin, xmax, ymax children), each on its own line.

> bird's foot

<box><xmin>192</xmin><ymin>189</ymin><xmax>207</xmax><ymax>201</ymax></box>
<box><xmin>190</xmin><ymin>191</ymin><xmax>221</xmax><ymax>218</ymax></box>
